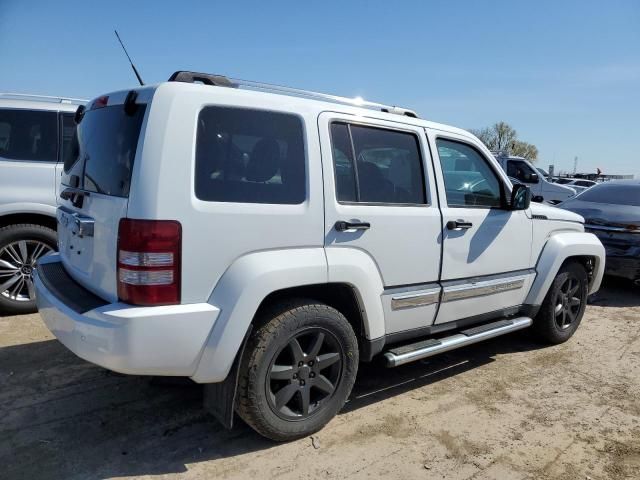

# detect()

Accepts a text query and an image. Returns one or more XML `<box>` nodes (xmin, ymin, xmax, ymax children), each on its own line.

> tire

<box><xmin>0</xmin><ymin>224</ymin><xmax>57</xmax><ymax>315</ymax></box>
<box><xmin>533</xmin><ymin>261</ymin><xmax>588</xmax><ymax>344</ymax></box>
<box><xmin>236</xmin><ymin>299</ymin><xmax>359</xmax><ymax>441</ymax></box>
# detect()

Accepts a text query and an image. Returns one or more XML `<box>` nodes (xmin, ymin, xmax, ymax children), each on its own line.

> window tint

<box><xmin>195</xmin><ymin>107</ymin><xmax>305</xmax><ymax>204</ymax></box>
<box><xmin>577</xmin><ymin>184</ymin><xmax>640</xmax><ymax>207</ymax></box>
<box><xmin>62</xmin><ymin>105</ymin><xmax>146</xmax><ymax>197</ymax></box>
<box><xmin>331</xmin><ymin>122</ymin><xmax>426</xmax><ymax>205</ymax></box>
<box><xmin>0</xmin><ymin>109</ymin><xmax>57</xmax><ymax>162</ymax></box>
<box><xmin>436</xmin><ymin>139</ymin><xmax>503</xmax><ymax>208</ymax></box>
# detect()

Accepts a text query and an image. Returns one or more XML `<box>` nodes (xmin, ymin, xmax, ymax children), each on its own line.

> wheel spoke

<box><xmin>274</xmin><ymin>383</ymin><xmax>298</xmax><ymax>410</ymax></box>
<box><xmin>26</xmin><ymin>278</ymin><xmax>36</xmax><ymax>300</ymax></box>
<box><xmin>9</xmin><ymin>276</ymin><xmax>25</xmax><ymax>299</ymax></box>
<box><xmin>289</xmin><ymin>338</ymin><xmax>304</xmax><ymax>364</ymax></box>
<box><xmin>554</xmin><ymin>303</ymin><xmax>563</xmax><ymax>315</ymax></box>
<box><xmin>308</xmin><ymin>332</ymin><xmax>325</xmax><ymax>359</ymax></box>
<box><xmin>18</xmin><ymin>241</ymin><xmax>29</xmax><ymax>263</ymax></box>
<box><xmin>300</xmin><ymin>387</ymin><xmax>310</xmax><ymax>416</ymax></box>
<box><xmin>31</xmin><ymin>243</ymin><xmax>49</xmax><ymax>263</ymax></box>
<box><xmin>0</xmin><ymin>258</ymin><xmax>20</xmax><ymax>271</ymax></box>
<box><xmin>313</xmin><ymin>374</ymin><xmax>335</xmax><ymax>394</ymax></box>
<box><xmin>0</xmin><ymin>273</ymin><xmax>21</xmax><ymax>293</ymax></box>
<box><xmin>569</xmin><ymin>296</ymin><xmax>581</xmax><ymax>307</ymax></box>
<box><xmin>5</xmin><ymin>245</ymin><xmax>23</xmax><ymax>265</ymax></box>
<box><xmin>270</xmin><ymin>364</ymin><xmax>294</xmax><ymax>380</ymax></box>
<box><xmin>566</xmin><ymin>309</ymin><xmax>577</xmax><ymax>324</ymax></box>
<box><xmin>316</xmin><ymin>352</ymin><xmax>340</xmax><ymax>371</ymax></box>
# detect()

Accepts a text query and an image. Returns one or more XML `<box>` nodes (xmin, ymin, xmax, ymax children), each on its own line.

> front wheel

<box><xmin>236</xmin><ymin>300</ymin><xmax>359</xmax><ymax>441</ymax></box>
<box><xmin>533</xmin><ymin>261</ymin><xmax>588</xmax><ymax>344</ymax></box>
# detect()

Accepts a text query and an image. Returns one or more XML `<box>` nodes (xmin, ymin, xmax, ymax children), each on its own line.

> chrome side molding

<box><xmin>391</xmin><ymin>288</ymin><xmax>441</xmax><ymax>310</ymax></box>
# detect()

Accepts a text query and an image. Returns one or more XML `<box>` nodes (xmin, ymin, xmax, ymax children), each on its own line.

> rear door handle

<box><xmin>335</xmin><ymin>221</ymin><xmax>371</xmax><ymax>232</ymax></box>
<box><xmin>446</xmin><ymin>220</ymin><xmax>473</xmax><ymax>231</ymax></box>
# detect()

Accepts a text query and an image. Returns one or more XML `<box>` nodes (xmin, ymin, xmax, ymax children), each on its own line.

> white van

<box><xmin>494</xmin><ymin>152</ymin><xmax>576</xmax><ymax>203</ymax></box>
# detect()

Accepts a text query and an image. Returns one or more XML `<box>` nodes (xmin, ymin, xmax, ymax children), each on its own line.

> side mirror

<box><xmin>510</xmin><ymin>184</ymin><xmax>531</xmax><ymax>210</ymax></box>
<box><xmin>532</xmin><ymin>195</ymin><xmax>544</xmax><ymax>203</ymax></box>
<box><xmin>524</xmin><ymin>172</ymin><xmax>539</xmax><ymax>184</ymax></box>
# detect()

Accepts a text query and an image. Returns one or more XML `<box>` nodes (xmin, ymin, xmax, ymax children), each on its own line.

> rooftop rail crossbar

<box><xmin>0</xmin><ymin>93</ymin><xmax>87</xmax><ymax>104</ymax></box>
<box><xmin>168</xmin><ymin>71</ymin><xmax>418</xmax><ymax>118</ymax></box>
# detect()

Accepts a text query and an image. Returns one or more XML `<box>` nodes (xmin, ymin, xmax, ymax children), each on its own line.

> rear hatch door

<box><xmin>57</xmin><ymin>93</ymin><xmax>148</xmax><ymax>302</ymax></box>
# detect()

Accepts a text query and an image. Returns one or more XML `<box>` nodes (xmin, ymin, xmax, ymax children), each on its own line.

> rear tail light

<box><xmin>117</xmin><ymin>219</ymin><xmax>181</xmax><ymax>306</ymax></box>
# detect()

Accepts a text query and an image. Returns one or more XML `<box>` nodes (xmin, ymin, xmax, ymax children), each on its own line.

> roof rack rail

<box><xmin>0</xmin><ymin>93</ymin><xmax>87</xmax><ymax>104</ymax></box>
<box><xmin>168</xmin><ymin>71</ymin><xmax>418</xmax><ymax>118</ymax></box>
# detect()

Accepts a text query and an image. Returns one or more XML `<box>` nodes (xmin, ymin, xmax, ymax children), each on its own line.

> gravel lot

<box><xmin>1</xmin><ymin>278</ymin><xmax>639</xmax><ymax>480</ymax></box>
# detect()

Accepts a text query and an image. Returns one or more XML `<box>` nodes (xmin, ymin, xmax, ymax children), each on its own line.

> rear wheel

<box><xmin>236</xmin><ymin>299</ymin><xmax>358</xmax><ymax>441</ymax></box>
<box><xmin>0</xmin><ymin>224</ymin><xmax>56</xmax><ymax>314</ymax></box>
<box><xmin>533</xmin><ymin>261</ymin><xmax>588</xmax><ymax>344</ymax></box>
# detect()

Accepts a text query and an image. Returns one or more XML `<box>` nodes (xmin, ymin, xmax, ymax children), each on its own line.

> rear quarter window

<box><xmin>195</xmin><ymin>107</ymin><xmax>306</xmax><ymax>204</ymax></box>
<box><xmin>0</xmin><ymin>108</ymin><xmax>57</xmax><ymax>162</ymax></box>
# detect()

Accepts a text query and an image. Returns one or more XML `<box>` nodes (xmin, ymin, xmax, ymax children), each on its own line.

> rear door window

<box><xmin>0</xmin><ymin>109</ymin><xmax>57</xmax><ymax>162</ymax></box>
<box><xmin>330</xmin><ymin>122</ymin><xmax>427</xmax><ymax>205</ymax></box>
<box><xmin>62</xmin><ymin>105</ymin><xmax>146</xmax><ymax>197</ymax></box>
<box><xmin>195</xmin><ymin>107</ymin><xmax>306</xmax><ymax>204</ymax></box>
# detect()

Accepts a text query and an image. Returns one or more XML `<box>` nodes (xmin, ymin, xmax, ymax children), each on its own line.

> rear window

<box><xmin>577</xmin><ymin>184</ymin><xmax>640</xmax><ymax>207</ymax></box>
<box><xmin>195</xmin><ymin>107</ymin><xmax>306</xmax><ymax>204</ymax></box>
<box><xmin>62</xmin><ymin>104</ymin><xmax>146</xmax><ymax>197</ymax></box>
<box><xmin>0</xmin><ymin>108</ymin><xmax>57</xmax><ymax>162</ymax></box>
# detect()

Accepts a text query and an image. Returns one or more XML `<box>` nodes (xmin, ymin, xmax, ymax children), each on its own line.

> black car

<box><xmin>559</xmin><ymin>180</ymin><xmax>640</xmax><ymax>283</ymax></box>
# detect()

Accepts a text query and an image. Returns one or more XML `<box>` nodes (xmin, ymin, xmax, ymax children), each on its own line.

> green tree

<box><xmin>468</xmin><ymin>122</ymin><xmax>538</xmax><ymax>161</ymax></box>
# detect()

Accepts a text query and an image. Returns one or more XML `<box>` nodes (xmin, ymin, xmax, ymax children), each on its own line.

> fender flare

<box><xmin>191</xmin><ymin>248</ymin><xmax>328</xmax><ymax>383</ymax></box>
<box><xmin>525</xmin><ymin>232</ymin><xmax>605</xmax><ymax>306</ymax></box>
<box><xmin>0</xmin><ymin>203</ymin><xmax>57</xmax><ymax>218</ymax></box>
<box><xmin>190</xmin><ymin>247</ymin><xmax>387</xmax><ymax>384</ymax></box>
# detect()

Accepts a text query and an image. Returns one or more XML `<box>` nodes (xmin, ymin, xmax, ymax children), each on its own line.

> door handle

<box><xmin>446</xmin><ymin>220</ymin><xmax>473</xmax><ymax>231</ymax></box>
<box><xmin>335</xmin><ymin>221</ymin><xmax>371</xmax><ymax>232</ymax></box>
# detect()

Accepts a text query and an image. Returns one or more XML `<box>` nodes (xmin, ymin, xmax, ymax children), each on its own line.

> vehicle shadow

<box><xmin>588</xmin><ymin>275</ymin><xmax>640</xmax><ymax>308</ymax></box>
<box><xmin>0</xmin><ymin>329</ymin><xmax>547</xmax><ymax>480</ymax></box>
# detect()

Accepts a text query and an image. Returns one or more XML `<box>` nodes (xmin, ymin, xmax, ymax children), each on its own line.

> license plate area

<box><xmin>57</xmin><ymin>207</ymin><xmax>95</xmax><ymax>273</ymax></box>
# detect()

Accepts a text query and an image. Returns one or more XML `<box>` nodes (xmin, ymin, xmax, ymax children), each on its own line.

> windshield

<box><xmin>577</xmin><ymin>184</ymin><xmax>640</xmax><ymax>207</ymax></box>
<box><xmin>62</xmin><ymin>104</ymin><xmax>146</xmax><ymax>197</ymax></box>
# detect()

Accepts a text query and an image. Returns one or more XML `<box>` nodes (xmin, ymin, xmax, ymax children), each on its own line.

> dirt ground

<box><xmin>1</xmin><ymin>278</ymin><xmax>639</xmax><ymax>480</ymax></box>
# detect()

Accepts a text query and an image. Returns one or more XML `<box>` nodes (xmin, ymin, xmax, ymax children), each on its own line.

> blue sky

<box><xmin>2</xmin><ymin>0</ymin><xmax>638</xmax><ymax>176</ymax></box>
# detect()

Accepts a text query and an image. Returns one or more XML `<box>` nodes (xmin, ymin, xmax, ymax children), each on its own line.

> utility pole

<box><xmin>573</xmin><ymin>156</ymin><xmax>578</xmax><ymax>175</ymax></box>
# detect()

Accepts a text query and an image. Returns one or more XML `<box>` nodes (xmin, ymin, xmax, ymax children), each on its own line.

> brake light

<box><xmin>91</xmin><ymin>95</ymin><xmax>109</xmax><ymax>109</ymax></box>
<box><xmin>117</xmin><ymin>219</ymin><xmax>181</xmax><ymax>306</ymax></box>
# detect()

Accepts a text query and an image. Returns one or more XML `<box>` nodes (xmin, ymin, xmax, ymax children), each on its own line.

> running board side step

<box><xmin>384</xmin><ymin>317</ymin><xmax>533</xmax><ymax>367</ymax></box>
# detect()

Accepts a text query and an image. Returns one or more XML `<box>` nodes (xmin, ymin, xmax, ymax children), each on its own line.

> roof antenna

<box><xmin>114</xmin><ymin>30</ymin><xmax>144</xmax><ymax>86</ymax></box>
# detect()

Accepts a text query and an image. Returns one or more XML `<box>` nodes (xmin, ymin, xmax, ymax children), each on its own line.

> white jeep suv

<box><xmin>35</xmin><ymin>72</ymin><xmax>605</xmax><ymax>441</ymax></box>
<box><xmin>0</xmin><ymin>93</ymin><xmax>84</xmax><ymax>313</ymax></box>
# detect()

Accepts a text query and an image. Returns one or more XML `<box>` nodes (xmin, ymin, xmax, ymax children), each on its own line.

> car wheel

<box><xmin>533</xmin><ymin>261</ymin><xmax>588</xmax><ymax>344</ymax></box>
<box><xmin>236</xmin><ymin>299</ymin><xmax>359</xmax><ymax>441</ymax></box>
<box><xmin>0</xmin><ymin>224</ymin><xmax>56</xmax><ymax>315</ymax></box>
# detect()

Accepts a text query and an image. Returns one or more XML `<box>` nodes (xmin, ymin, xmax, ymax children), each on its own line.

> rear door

<box><xmin>57</xmin><ymin>95</ymin><xmax>148</xmax><ymax>302</ymax></box>
<box><xmin>0</xmin><ymin>108</ymin><xmax>59</xmax><ymax>211</ymax></box>
<box><xmin>319</xmin><ymin>113</ymin><xmax>442</xmax><ymax>335</ymax></box>
<box><xmin>427</xmin><ymin>130</ymin><xmax>534</xmax><ymax>325</ymax></box>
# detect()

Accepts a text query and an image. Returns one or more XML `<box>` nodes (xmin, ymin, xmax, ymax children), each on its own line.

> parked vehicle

<box><xmin>555</xmin><ymin>178</ymin><xmax>597</xmax><ymax>194</ymax></box>
<box><xmin>559</xmin><ymin>180</ymin><xmax>640</xmax><ymax>283</ymax></box>
<box><xmin>0</xmin><ymin>93</ymin><xmax>85</xmax><ymax>313</ymax></box>
<box><xmin>494</xmin><ymin>152</ymin><xmax>576</xmax><ymax>203</ymax></box>
<box><xmin>35</xmin><ymin>72</ymin><xmax>605</xmax><ymax>441</ymax></box>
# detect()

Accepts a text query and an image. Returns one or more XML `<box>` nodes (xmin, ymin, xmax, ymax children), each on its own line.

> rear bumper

<box><xmin>35</xmin><ymin>254</ymin><xmax>219</xmax><ymax>377</ymax></box>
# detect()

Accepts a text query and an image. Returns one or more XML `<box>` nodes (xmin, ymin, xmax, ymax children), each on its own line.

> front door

<box><xmin>319</xmin><ymin>113</ymin><xmax>442</xmax><ymax>335</ymax></box>
<box><xmin>427</xmin><ymin>130</ymin><xmax>534</xmax><ymax>325</ymax></box>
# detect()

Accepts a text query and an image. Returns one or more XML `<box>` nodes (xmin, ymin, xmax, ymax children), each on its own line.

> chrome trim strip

<box><xmin>442</xmin><ymin>277</ymin><xmax>526</xmax><ymax>302</ymax></box>
<box><xmin>391</xmin><ymin>288</ymin><xmax>441</xmax><ymax>310</ymax></box>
